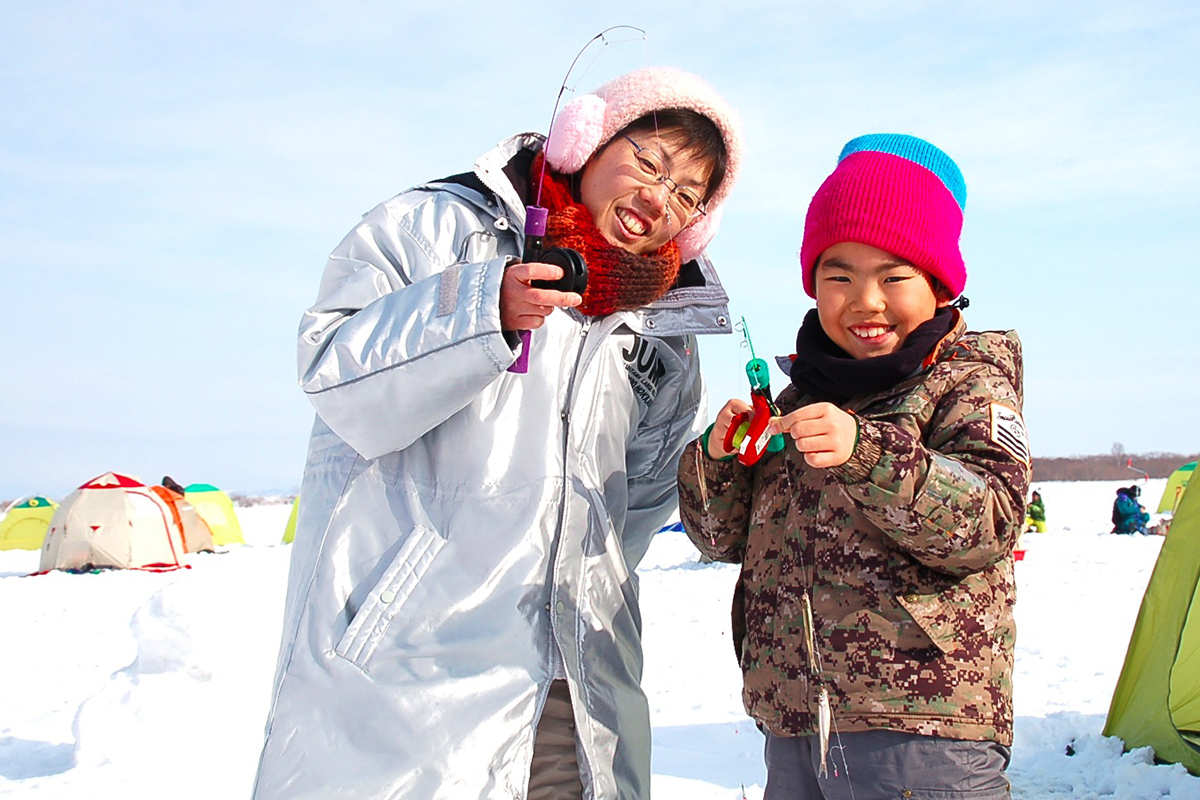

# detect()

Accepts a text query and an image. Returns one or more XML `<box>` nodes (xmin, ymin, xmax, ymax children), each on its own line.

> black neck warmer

<box><xmin>788</xmin><ymin>307</ymin><xmax>958</xmax><ymax>404</ymax></box>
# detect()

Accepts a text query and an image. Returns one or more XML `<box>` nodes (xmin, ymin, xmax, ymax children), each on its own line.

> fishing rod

<box><xmin>524</xmin><ymin>25</ymin><xmax>647</xmax><ymax>295</ymax></box>
<box><xmin>509</xmin><ymin>26</ymin><xmax>645</xmax><ymax>374</ymax></box>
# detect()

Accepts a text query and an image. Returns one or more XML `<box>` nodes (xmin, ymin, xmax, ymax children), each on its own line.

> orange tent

<box><xmin>151</xmin><ymin>485</ymin><xmax>215</xmax><ymax>553</ymax></box>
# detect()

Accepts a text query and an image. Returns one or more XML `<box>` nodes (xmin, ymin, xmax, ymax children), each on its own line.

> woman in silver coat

<box><xmin>252</xmin><ymin>67</ymin><xmax>744</xmax><ymax>800</ymax></box>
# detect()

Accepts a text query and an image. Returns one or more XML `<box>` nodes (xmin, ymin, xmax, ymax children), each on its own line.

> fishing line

<box><xmin>709</xmin><ymin>327</ymin><xmax>861</xmax><ymax>794</ymax></box>
<box><xmin>777</xmin><ymin>442</ymin><xmax>857</xmax><ymax>798</ymax></box>
<box><xmin>732</xmin><ymin>324</ymin><xmax>854</xmax><ymax>786</ymax></box>
<box><xmin>527</xmin><ymin>27</ymin><xmax>697</xmax><ymax>250</ymax></box>
<box><xmin>531</xmin><ymin>25</ymin><xmax>648</xmax><ymax>211</ymax></box>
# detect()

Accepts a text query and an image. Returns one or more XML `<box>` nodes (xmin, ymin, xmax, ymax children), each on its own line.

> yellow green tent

<box><xmin>282</xmin><ymin>496</ymin><xmax>299</xmax><ymax>544</ymax></box>
<box><xmin>183</xmin><ymin>483</ymin><xmax>245</xmax><ymax>546</ymax></box>
<box><xmin>1158</xmin><ymin>462</ymin><xmax>1197</xmax><ymax>514</ymax></box>
<box><xmin>1105</xmin><ymin>477</ymin><xmax>1200</xmax><ymax>772</ymax></box>
<box><xmin>0</xmin><ymin>496</ymin><xmax>58</xmax><ymax>551</ymax></box>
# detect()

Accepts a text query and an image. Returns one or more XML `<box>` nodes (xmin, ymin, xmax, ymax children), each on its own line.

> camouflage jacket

<box><xmin>678</xmin><ymin>318</ymin><xmax>1030</xmax><ymax>745</ymax></box>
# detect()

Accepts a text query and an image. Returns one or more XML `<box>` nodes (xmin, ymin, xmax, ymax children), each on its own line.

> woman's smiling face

<box><xmin>814</xmin><ymin>241</ymin><xmax>951</xmax><ymax>360</ymax></box>
<box><xmin>578</xmin><ymin>128</ymin><xmax>712</xmax><ymax>255</ymax></box>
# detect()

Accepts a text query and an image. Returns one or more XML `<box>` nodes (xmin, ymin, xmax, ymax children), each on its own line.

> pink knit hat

<box><xmin>799</xmin><ymin>134</ymin><xmax>967</xmax><ymax>299</ymax></box>
<box><xmin>544</xmin><ymin>66</ymin><xmax>744</xmax><ymax>262</ymax></box>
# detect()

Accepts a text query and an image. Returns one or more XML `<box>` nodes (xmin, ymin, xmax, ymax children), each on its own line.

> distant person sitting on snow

<box><xmin>1026</xmin><ymin>489</ymin><xmax>1047</xmax><ymax>532</ymax></box>
<box><xmin>1113</xmin><ymin>485</ymin><xmax>1151</xmax><ymax>534</ymax></box>
<box><xmin>679</xmin><ymin>135</ymin><xmax>1030</xmax><ymax>799</ymax></box>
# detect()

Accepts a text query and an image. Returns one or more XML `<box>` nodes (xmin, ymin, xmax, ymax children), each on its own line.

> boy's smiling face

<box><xmin>814</xmin><ymin>241</ymin><xmax>952</xmax><ymax>360</ymax></box>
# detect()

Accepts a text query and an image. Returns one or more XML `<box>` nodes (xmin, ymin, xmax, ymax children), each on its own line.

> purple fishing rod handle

<box><xmin>507</xmin><ymin>330</ymin><xmax>532</xmax><ymax>374</ymax></box>
<box><xmin>525</xmin><ymin>205</ymin><xmax>548</xmax><ymax>236</ymax></box>
<box><xmin>508</xmin><ymin>205</ymin><xmax>545</xmax><ymax>374</ymax></box>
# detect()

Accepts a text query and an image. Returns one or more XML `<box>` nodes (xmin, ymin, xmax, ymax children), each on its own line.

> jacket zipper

<box><xmin>546</xmin><ymin>317</ymin><xmax>594</xmax><ymax>672</ymax></box>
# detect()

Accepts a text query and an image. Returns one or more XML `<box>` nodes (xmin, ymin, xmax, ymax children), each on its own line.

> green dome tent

<box><xmin>282</xmin><ymin>496</ymin><xmax>298</xmax><ymax>544</ymax></box>
<box><xmin>183</xmin><ymin>483</ymin><xmax>245</xmax><ymax>546</ymax></box>
<box><xmin>0</xmin><ymin>496</ymin><xmax>58</xmax><ymax>551</ymax></box>
<box><xmin>1158</xmin><ymin>462</ymin><xmax>1197</xmax><ymax>514</ymax></box>
<box><xmin>1105</xmin><ymin>476</ymin><xmax>1200</xmax><ymax>773</ymax></box>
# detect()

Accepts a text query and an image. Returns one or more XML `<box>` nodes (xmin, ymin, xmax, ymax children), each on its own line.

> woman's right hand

<box><xmin>500</xmin><ymin>261</ymin><xmax>582</xmax><ymax>331</ymax></box>
<box><xmin>707</xmin><ymin>398</ymin><xmax>753</xmax><ymax>460</ymax></box>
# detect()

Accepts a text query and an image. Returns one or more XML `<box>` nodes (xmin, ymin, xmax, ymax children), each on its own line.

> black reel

<box><xmin>530</xmin><ymin>246</ymin><xmax>588</xmax><ymax>295</ymax></box>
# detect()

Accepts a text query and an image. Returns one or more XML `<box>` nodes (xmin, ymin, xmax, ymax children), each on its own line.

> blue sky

<box><xmin>3</xmin><ymin>1</ymin><xmax>1198</xmax><ymax>499</ymax></box>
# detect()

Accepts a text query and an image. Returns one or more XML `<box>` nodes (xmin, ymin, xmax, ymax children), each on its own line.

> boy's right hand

<box><xmin>707</xmin><ymin>398</ymin><xmax>753</xmax><ymax>460</ymax></box>
<box><xmin>500</xmin><ymin>261</ymin><xmax>583</xmax><ymax>331</ymax></box>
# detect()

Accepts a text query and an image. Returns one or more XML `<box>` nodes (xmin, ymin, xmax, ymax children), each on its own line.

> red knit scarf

<box><xmin>531</xmin><ymin>154</ymin><xmax>681</xmax><ymax>316</ymax></box>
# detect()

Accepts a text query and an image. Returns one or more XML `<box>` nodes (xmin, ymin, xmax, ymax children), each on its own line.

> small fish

<box><xmin>817</xmin><ymin>686</ymin><xmax>831</xmax><ymax>779</ymax></box>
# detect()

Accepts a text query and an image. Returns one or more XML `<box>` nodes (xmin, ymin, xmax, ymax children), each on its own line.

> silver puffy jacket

<box><xmin>252</xmin><ymin>134</ymin><xmax>733</xmax><ymax>799</ymax></box>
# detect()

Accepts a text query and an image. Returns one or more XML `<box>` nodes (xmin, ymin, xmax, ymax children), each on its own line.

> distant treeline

<box><xmin>1032</xmin><ymin>453</ymin><xmax>1199</xmax><ymax>482</ymax></box>
<box><xmin>228</xmin><ymin>493</ymin><xmax>296</xmax><ymax>507</ymax></box>
<box><xmin>3</xmin><ymin>458</ymin><xmax>1195</xmax><ymax>511</ymax></box>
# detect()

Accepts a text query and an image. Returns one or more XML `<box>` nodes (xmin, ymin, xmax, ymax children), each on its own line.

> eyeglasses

<box><xmin>623</xmin><ymin>135</ymin><xmax>708</xmax><ymax>222</ymax></box>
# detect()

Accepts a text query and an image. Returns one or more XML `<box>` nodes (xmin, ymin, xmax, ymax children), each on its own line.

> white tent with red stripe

<box><xmin>39</xmin><ymin>472</ymin><xmax>188</xmax><ymax>572</ymax></box>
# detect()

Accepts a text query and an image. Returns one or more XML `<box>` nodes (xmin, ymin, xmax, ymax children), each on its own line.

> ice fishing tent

<box><xmin>39</xmin><ymin>472</ymin><xmax>187</xmax><ymax>572</ymax></box>
<box><xmin>151</xmin><ymin>485</ymin><xmax>215</xmax><ymax>553</ymax></box>
<box><xmin>1158</xmin><ymin>462</ymin><xmax>1197</xmax><ymax>514</ymax></box>
<box><xmin>183</xmin><ymin>483</ymin><xmax>245</xmax><ymax>546</ymax></box>
<box><xmin>282</xmin><ymin>496</ymin><xmax>299</xmax><ymax>544</ymax></box>
<box><xmin>1105</xmin><ymin>478</ymin><xmax>1200</xmax><ymax>773</ymax></box>
<box><xmin>0</xmin><ymin>497</ymin><xmax>58</xmax><ymax>551</ymax></box>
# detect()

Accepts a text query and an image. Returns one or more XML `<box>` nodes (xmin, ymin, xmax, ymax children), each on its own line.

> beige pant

<box><xmin>528</xmin><ymin>680</ymin><xmax>584</xmax><ymax>800</ymax></box>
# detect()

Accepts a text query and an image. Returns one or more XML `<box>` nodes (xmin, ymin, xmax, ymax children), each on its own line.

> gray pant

<box><xmin>764</xmin><ymin>729</ymin><xmax>1011</xmax><ymax>799</ymax></box>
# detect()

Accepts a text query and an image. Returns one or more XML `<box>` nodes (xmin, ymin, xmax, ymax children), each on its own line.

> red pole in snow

<box><xmin>1126</xmin><ymin>457</ymin><xmax>1150</xmax><ymax>484</ymax></box>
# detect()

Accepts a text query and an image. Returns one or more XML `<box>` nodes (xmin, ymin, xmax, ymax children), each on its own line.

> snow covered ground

<box><xmin>2</xmin><ymin>479</ymin><xmax>1198</xmax><ymax>799</ymax></box>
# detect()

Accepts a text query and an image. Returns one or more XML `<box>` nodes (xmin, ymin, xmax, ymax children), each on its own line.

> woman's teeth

<box><xmin>616</xmin><ymin>208</ymin><xmax>646</xmax><ymax>235</ymax></box>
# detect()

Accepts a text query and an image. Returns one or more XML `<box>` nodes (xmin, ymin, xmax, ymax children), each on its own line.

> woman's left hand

<box><xmin>770</xmin><ymin>403</ymin><xmax>858</xmax><ymax>468</ymax></box>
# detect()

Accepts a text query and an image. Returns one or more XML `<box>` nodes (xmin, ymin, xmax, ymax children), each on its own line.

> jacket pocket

<box><xmin>334</xmin><ymin>525</ymin><xmax>445</xmax><ymax>670</ymax></box>
<box><xmin>895</xmin><ymin>590</ymin><xmax>958</xmax><ymax>654</ymax></box>
<box><xmin>894</xmin><ymin>566</ymin><xmax>1003</xmax><ymax>656</ymax></box>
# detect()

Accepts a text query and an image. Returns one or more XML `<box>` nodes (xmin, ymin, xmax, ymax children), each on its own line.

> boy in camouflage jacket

<box><xmin>678</xmin><ymin>135</ymin><xmax>1030</xmax><ymax>799</ymax></box>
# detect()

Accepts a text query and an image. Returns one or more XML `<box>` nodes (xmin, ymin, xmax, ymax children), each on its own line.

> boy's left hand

<box><xmin>770</xmin><ymin>402</ymin><xmax>858</xmax><ymax>468</ymax></box>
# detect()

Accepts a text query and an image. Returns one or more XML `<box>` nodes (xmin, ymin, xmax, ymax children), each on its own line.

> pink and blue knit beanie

<box><xmin>544</xmin><ymin>66</ymin><xmax>744</xmax><ymax>262</ymax></box>
<box><xmin>799</xmin><ymin>133</ymin><xmax>967</xmax><ymax>299</ymax></box>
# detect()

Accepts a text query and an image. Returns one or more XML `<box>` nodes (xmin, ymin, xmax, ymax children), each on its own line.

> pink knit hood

<box><xmin>544</xmin><ymin>66</ymin><xmax>744</xmax><ymax>262</ymax></box>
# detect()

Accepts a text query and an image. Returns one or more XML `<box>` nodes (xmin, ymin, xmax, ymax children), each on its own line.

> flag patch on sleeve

<box><xmin>990</xmin><ymin>402</ymin><xmax>1030</xmax><ymax>464</ymax></box>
